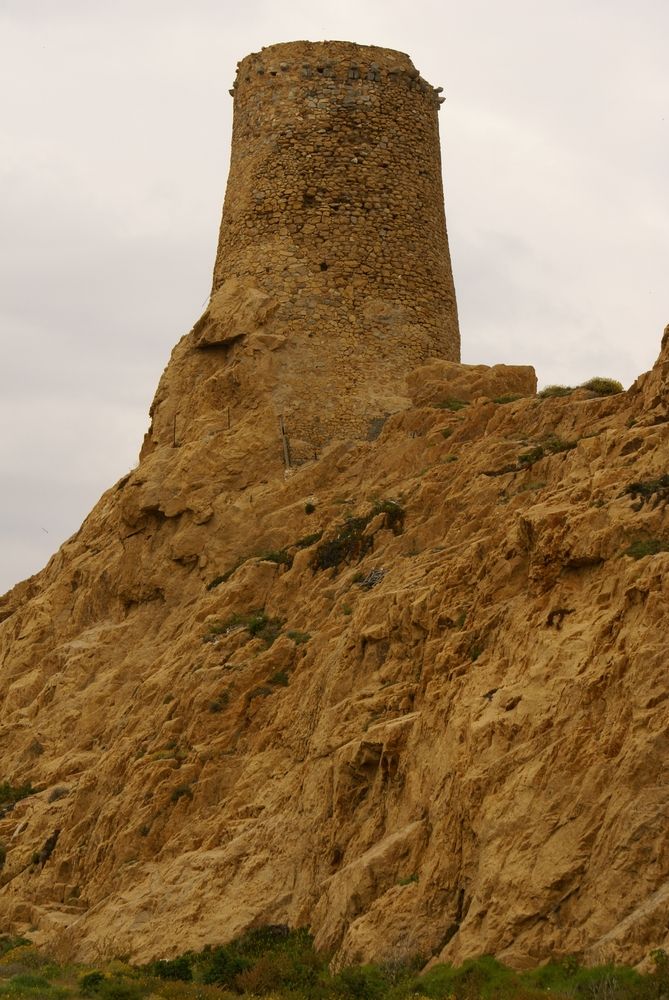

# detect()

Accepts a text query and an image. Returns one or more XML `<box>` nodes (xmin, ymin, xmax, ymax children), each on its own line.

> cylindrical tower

<box><xmin>211</xmin><ymin>40</ymin><xmax>460</xmax><ymax>452</ymax></box>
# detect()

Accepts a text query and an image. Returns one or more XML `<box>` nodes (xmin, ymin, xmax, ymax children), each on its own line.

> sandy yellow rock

<box><xmin>1</xmin><ymin>329</ymin><xmax>668</xmax><ymax>970</ymax></box>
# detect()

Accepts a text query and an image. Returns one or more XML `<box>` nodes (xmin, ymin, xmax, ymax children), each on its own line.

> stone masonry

<box><xmin>210</xmin><ymin>40</ymin><xmax>460</xmax><ymax>453</ymax></box>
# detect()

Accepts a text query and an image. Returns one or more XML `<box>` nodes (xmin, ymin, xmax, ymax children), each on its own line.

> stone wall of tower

<box><xmin>211</xmin><ymin>40</ymin><xmax>460</xmax><ymax>452</ymax></box>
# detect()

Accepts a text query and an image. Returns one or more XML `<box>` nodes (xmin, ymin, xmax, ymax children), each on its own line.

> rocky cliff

<box><xmin>1</xmin><ymin>315</ymin><xmax>668</xmax><ymax>969</ymax></box>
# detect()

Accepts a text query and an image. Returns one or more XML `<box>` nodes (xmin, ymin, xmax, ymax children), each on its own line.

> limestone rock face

<box><xmin>1</xmin><ymin>324</ymin><xmax>668</xmax><ymax>970</ymax></box>
<box><xmin>407</xmin><ymin>359</ymin><xmax>537</xmax><ymax>407</ymax></box>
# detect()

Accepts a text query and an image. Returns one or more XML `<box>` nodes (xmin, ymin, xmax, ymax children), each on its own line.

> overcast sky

<box><xmin>1</xmin><ymin>0</ymin><xmax>667</xmax><ymax>594</ymax></box>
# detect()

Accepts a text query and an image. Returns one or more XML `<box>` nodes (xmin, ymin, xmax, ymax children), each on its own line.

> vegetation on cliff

<box><xmin>1</xmin><ymin>933</ymin><xmax>669</xmax><ymax>1000</ymax></box>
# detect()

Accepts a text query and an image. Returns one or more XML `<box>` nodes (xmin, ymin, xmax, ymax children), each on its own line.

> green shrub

<box><xmin>544</xmin><ymin>434</ymin><xmax>577</xmax><ymax>454</ymax></box>
<box><xmin>581</xmin><ymin>376</ymin><xmax>624</xmax><ymax>396</ymax></box>
<box><xmin>330</xmin><ymin>964</ymin><xmax>388</xmax><ymax>999</ymax></box>
<box><xmin>170</xmin><ymin>784</ymin><xmax>193</xmax><ymax>804</ymax></box>
<box><xmin>204</xmin><ymin>610</ymin><xmax>283</xmax><ymax>647</ymax></box>
<box><xmin>311</xmin><ymin>516</ymin><xmax>375</xmax><ymax>572</ymax></box>
<box><xmin>397</xmin><ymin>873</ymin><xmax>418</xmax><ymax>885</ymax></box>
<box><xmin>623</xmin><ymin>538</ymin><xmax>669</xmax><ymax>559</ymax></box>
<box><xmin>97</xmin><ymin>979</ymin><xmax>144</xmax><ymax>1000</ymax></box>
<box><xmin>441</xmin><ymin>428</ymin><xmax>453</xmax><ymax>439</ymax></box>
<box><xmin>259</xmin><ymin>549</ymin><xmax>293</xmax><ymax>568</ymax></box>
<box><xmin>434</xmin><ymin>398</ymin><xmax>469</xmax><ymax>411</ymax></box>
<box><xmin>524</xmin><ymin>959</ymin><xmax>645</xmax><ymax>997</ymax></box>
<box><xmin>247</xmin><ymin>686</ymin><xmax>273</xmax><ymax>702</ymax></box>
<box><xmin>199</xmin><ymin>946</ymin><xmax>250</xmax><ymax>989</ymax></box>
<box><xmin>492</xmin><ymin>393</ymin><xmax>522</xmax><ymax>404</ymax></box>
<box><xmin>518</xmin><ymin>435</ymin><xmax>577</xmax><ymax>466</ymax></box>
<box><xmin>518</xmin><ymin>445</ymin><xmax>545</xmax><ymax>466</ymax></box>
<box><xmin>79</xmin><ymin>971</ymin><xmax>107</xmax><ymax>995</ymax></box>
<box><xmin>0</xmin><ymin>937</ymin><xmax>31</xmax><ymax>959</ymax></box>
<box><xmin>147</xmin><ymin>955</ymin><xmax>193</xmax><ymax>982</ymax></box>
<box><xmin>5</xmin><ymin>973</ymin><xmax>53</xmax><ymax>989</ymax></box>
<box><xmin>268</xmin><ymin>671</ymin><xmax>289</xmax><ymax>686</ymax></box>
<box><xmin>537</xmin><ymin>384</ymin><xmax>574</xmax><ymax>398</ymax></box>
<box><xmin>0</xmin><ymin>843</ymin><xmax>6</xmax><ymax>869</ymax></box>
<box><xmin>244</xmin><ymin>611</ymin><xmax>282</xmax><ymax>645</ymax></box>
<box><xmin>623</xmin><ymin>474</ymin><xmax>669</xmax><ymax>506</ymax></box>
<box><xmin>206</xmin><ymin>557</ymin><xmax>246</xmax><ymax>590</ymax></box>
<box><xmin>416</xmin><ymin>955</ymin><xmax>523</xmax><ymax>997</ymax></box>
<box><xmin>0</xmin><ymin>782</ymin><xmax>36</xmax><ymax>807</ymax></box>
<box><xmin>311</xmin><ymin>501</ymin><xmax>404</xmax><ymax>573</ymax></box>
<box><xmin>197</xmin><ymin>926</ymin><xmax>320</xmax><ymax>992</ymax></box>
<box><xmin>287</xmin><ymin>630</ymin><xmax>310</xmax><ymax>645</ymax></box>
<box><xmin>304</xmin><ymin>502</ymin><xmax>316</xmax><ymax>514</ymax></box>
<box><xmin>370</xmin><ymin>499</ymin><xmax>405</xmax><ymax>534</ymax></box>
<box><xmin>294</xmin><ymin>531</ymin><xmax>323</xmax><ymax>549</ymax></box>
<box><xmin>208</xmin><ymin>692</ymin><xmax>229</xmax><ymax>713</ymax></box>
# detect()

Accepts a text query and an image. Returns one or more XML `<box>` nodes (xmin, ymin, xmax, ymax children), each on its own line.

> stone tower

<box><xmin>210</xmin><ymin>40</ymin><xmax>459</xmax><ymax>454</ymax></box>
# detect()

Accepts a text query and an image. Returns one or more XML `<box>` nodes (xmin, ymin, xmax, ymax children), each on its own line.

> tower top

<box><xmin>230</xmin><ymin>40</ymin><xmax>445</xmax><ymax>110</ymax></box>
<box><xmin>211</xmin><ymin>41</ymin><xmax>459</xmax><ymax>455</ymax></box>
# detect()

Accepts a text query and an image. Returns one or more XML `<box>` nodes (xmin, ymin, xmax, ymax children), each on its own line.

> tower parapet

<box><xmin>211</xmin><ymin>40</ymin><xmax>460</xmax><ymax>451</ymax></box>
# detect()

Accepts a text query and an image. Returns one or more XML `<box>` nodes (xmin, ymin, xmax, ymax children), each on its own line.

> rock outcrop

<box><xmin>1</xmin><ymin>319</ymin><xmax>668</xmax><ymax>969</ymax></box>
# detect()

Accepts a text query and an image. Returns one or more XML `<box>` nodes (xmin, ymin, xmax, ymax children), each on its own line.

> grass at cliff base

<box><xmin>1</xmin><ymin>931</ymin><xmax>668</xmax><ymax>1000</ymax></box>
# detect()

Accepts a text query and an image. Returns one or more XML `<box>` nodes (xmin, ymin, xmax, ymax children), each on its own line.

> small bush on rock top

<box><xmin>492</xmin><ymin>393</ymin><xmax>523</xmax><ymax>404</ymax></box>
<box><xmin>581</xmin><ymin>376</ymin><xmax>624</xmax><ymax>396</ymax></box>
<box><xmin>537</xmin><ymin>384</ymin><xmax>574</xmax><ymax>398</ymax></box>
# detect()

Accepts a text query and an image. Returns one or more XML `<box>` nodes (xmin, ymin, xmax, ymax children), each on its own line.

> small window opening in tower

<box><xmin>320</xmin><ymin>262</ymin><xmax>329</xmax><ymax>271</ymax></box>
